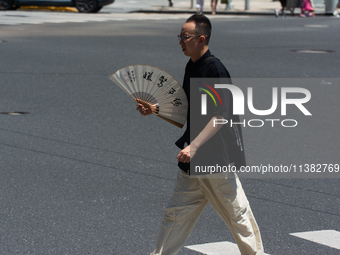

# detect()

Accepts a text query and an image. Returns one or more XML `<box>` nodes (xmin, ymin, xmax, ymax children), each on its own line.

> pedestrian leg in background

<box><xmin>286</xmin><ymin>0</ymin><xmax>297</xmax><ymax>15</ymax></box>
<box><xmin>211</xmin><ymin>0</ymin><xmax>218</xmax><ymax>14</ymax></box>
<box><xmin>275</xmin><ymin>0</ymin><xmax>286</xmax><ymax>17</ymax></box>
<box><xmin>150</xmin><ymin>170</ymin><xmax>208</xmax><ymax>255</ymax></box>
<box><xmin>334</xmin><ymin>0</ymin><xmax>340</xmax><ymax>16</ymax></box>
<box><xmin>199</xmin><ymin>175</ymin><xmax>264</xmax><ymax>255</ymax></box>
<box><xmin>196</xmin><ymin>0</ymin><xmax>204</xmax><ymax>13</ymax></box>
<box><xmin>168</xmin><ymin>0</ymin><xmax>173</xmax><ymax>7</ymax></box>
<box><xmin>277</xmin><ymin>0</ymin><xmax>287</xmax><ymax>17</ymax></box>
<box><xmin>301</xmin><ymin>0</ymin><xmax>315</xmax><ymax>17</ymax></box>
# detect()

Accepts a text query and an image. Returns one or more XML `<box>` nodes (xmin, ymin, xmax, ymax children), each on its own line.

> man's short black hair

<box><xmin>186</xmin><ymin>14</ymin><xmax>212</xmax><ymax>45</ymax></box>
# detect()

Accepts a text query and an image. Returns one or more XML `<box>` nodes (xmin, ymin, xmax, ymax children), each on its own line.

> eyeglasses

<box><xmin>177</xmin><ymin>34</ymin><xmax>200</xmax><ymax>42</ymax></box>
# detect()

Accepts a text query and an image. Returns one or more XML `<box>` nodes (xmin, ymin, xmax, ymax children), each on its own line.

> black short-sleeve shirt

<box><xmin>176</xmin><ymin>50</ymin><xmax>246</xmax><ymax>172</ymax></box>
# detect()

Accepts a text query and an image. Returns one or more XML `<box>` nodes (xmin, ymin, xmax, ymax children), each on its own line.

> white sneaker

<box><xmin>333</xmin><ymin>11</ymin><xmax>339</xmax><ymax>17</ymax></box>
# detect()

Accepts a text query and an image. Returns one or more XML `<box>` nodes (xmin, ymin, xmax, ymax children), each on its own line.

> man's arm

<box><xmin>177</xmin><ymin>115</ymin><xmax>224</xmax><ymax>163</ymax></box>
<box><xmin>136</xmin><ymin>99</ymin><xmax>225</xmax><ymax>164</ymax></box>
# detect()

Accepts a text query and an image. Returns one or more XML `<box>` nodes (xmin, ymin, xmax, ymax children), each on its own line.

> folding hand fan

<box><xmin>109</xmin><ymin>65</ymin><xmax>188</xmax><ymax>128</ymax></box>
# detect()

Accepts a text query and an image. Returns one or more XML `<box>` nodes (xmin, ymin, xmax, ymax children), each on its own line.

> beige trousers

<box><xmin>151</xmin><ymin>170</ymin><xmax>264</xmax><ymax>255</ymax></box>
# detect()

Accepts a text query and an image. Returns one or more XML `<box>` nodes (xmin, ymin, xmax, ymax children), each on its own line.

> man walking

<box><xmin>137</xmin><ymin>14</ymin><xmax>264</xmax><ymax>255</ymax></box>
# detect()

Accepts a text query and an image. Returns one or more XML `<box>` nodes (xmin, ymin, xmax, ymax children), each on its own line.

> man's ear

<box><xmin>199</xmin><ymin>35</ymin><xmax>206</xmax><ymax>45</ymax></box>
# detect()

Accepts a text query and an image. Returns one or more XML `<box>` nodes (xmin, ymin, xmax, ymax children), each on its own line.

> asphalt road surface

<box><xmin>1</xmin><ymin>13</ymin><xmax>340</xmax><ymax>255</ymax></box>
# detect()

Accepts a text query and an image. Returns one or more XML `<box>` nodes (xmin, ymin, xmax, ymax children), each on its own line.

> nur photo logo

<box><xmin>197</xmin><ymin>80</ymin><xmax>312</xmax><ymax>128</ymax></box>
<box><xmin>198</xmin><ymin>82</ymin><xmax>223</xmax><ymax>115</ymax></box>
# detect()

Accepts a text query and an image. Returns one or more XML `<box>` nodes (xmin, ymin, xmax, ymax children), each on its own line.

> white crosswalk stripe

<box><xmin>185</xmin><ymin>230</ymin><xmax>340</xmax><ymax>254</ymax></box>
<box><xmin>0</xmin><ymin>11</ymin><xmax>249</xmax><ymax>26</ymax></box>
<box><xmin>185</xmin><ymin>241</ymin><xmax>271</xmax><ymax>255</ymax></box>
<box><xmin>290</xmin><ymin>230</ymin><xmax>340</xmax><ymax>250</ymax></box>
